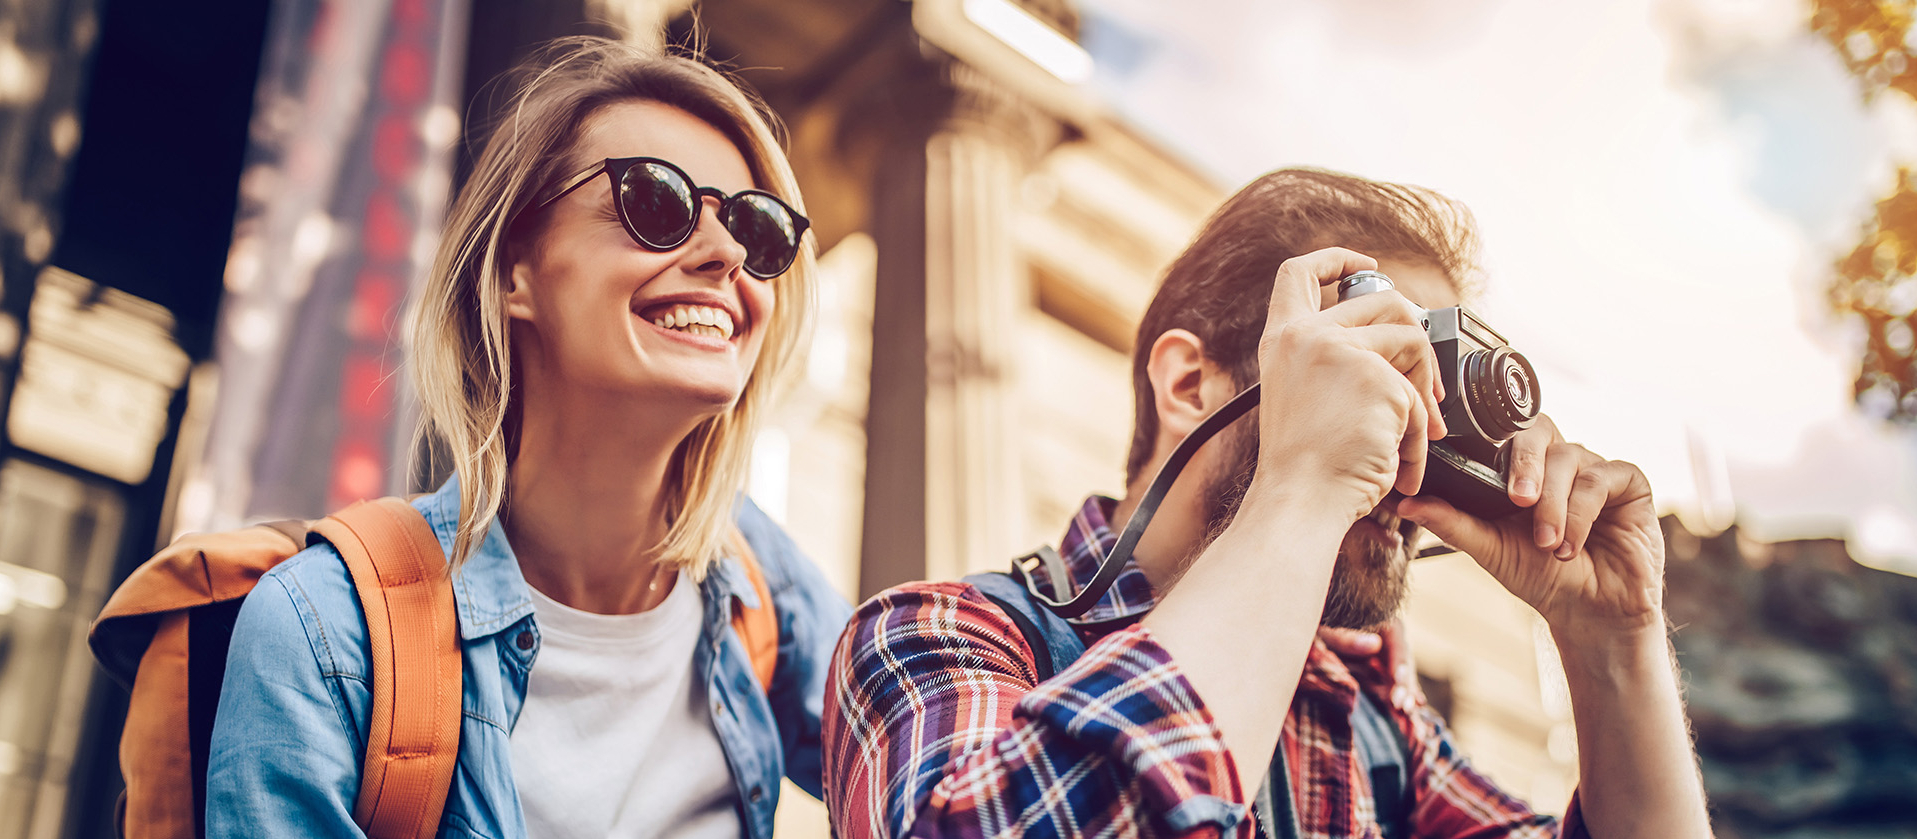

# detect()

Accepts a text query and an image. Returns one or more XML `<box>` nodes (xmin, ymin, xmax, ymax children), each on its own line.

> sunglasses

<box><xmin>531</xmin><ymin>156</ymin><xmax>810</xmax><ymax>280</ymax></box>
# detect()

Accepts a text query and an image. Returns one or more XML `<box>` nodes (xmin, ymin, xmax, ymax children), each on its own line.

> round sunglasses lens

<box><xmin>619</xmin><ymin>162</ymin><xmax>696</xmax><ymax>247</ymax></box>
<box><xmin>728</xmin><ymin>193</ymin><xmax>800</xmax><ymax>277</ymax></box>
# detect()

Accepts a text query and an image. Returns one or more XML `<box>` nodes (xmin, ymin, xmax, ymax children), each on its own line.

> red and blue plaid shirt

<box><xmin>823</xmin><ymin>495</ymin><xmax>1589</xmax><ymax>839</ymax></box>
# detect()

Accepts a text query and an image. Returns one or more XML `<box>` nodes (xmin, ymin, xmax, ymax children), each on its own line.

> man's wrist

<box><xmin>1242</xmin><ymin>473</ymin><xmax>1359</xmax><ymax>530</ymax></box>
<box><xmin>1552</xmin><ymin>620</ymin><xmax>1674</xmax><ymax>687</ymax></box>
<box><xmin>1172</xmin><ymin>476</ymin><xmax>1349</xmax><ymax>596</ymax></box>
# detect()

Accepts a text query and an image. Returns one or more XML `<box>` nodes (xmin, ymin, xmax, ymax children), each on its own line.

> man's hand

<box><xmin>1317</xmin><ymin>620</ymin><xmax>1421</xmax><ymax>711</ymax></box>
<box><xmin>1398</xmin><ymin>417</ymin><xmax>1665</xmax><ymax>642</ymax></box>
<box><xmin>1401</xmin><ymin>419</ymin><xmax>1711</xmax><ymax>839</ymax></box>
<box><xmin>1253</xmin><ymin>248</ymin><xmax>1447</xmax><ymax>525</ymax></box>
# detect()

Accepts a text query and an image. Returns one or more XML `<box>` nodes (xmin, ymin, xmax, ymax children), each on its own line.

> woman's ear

<box><xmin>505</xmin><ymin>261</ymin><xmax>537</xmax><ymax>322</ymax></box>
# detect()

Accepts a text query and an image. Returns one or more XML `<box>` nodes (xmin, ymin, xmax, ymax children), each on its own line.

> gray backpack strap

<box><xmin>962</xmin><ymin>571</ymin><xmax>1086</xmax><ymax>681</ymax></box>
<box><xmin>1351</xmin><ymin>690</ymin><xmax>1412</xmax><ymax>838</ymax></box>
<box><xmin>1255</xmin><ymin>751</ymin><xmax>1302</xmax><ymax>839</ymax></box>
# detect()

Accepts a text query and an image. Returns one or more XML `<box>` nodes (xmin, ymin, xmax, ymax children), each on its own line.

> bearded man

<box><xmin>822</xmin><ymin>168</ymin><xmax>1712</xmax><ymax>839</ymax></box>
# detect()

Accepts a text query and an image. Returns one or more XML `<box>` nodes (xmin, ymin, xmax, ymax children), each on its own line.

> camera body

<box><xmin>1338</xmin><ymin>271</ymin><xmax>1541</xmax><ymax>519</ymax></box>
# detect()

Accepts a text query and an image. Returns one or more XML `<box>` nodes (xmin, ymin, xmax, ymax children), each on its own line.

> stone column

<box><xmin>860</xmin><ymin>61</ymin><xmax>1055</xmax><ymax>596</ymax></box>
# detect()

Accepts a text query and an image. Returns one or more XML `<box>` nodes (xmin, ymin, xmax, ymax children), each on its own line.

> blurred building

<box><xmin>0</xmin><ymin>0</ymin><xmax>1625</xmax><ymax>836</ymax></box>
<box><xmin>1663</xmin><ymin>519</ymin><xmax>1917</xmax><ymax>837</ymax></box>
<box><xmin>0</xmin><ymin>0</ymin><xmax>263</xmax><ymax>835</ymax></box>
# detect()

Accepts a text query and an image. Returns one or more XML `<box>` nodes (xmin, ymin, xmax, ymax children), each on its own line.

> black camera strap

<box><xmin>1016</xmin><ymin>378</ymin><xmax>1464</xmax><ymax>618</ymax></box>
<box><xmin>1016</xmin><ymin>383</ymin><xmax>1263</xmax><ymax>618</ymax></box>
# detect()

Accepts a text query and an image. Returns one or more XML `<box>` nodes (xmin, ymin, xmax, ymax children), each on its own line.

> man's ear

<box><xmin>1146</xmin><ymin>328</ymin><xmax>1224</xmax><ymax>443</ymax></box>
<box><xmin>505</xmin><ymin>261</ymin><xmax>536</xmax><ymax>322</ymax></box>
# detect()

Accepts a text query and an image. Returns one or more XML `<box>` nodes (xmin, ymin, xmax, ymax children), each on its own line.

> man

<box><xmin>822</xmin><ymin>169</ymin><xmax>1712</xmax><ymax>839</ymax></box>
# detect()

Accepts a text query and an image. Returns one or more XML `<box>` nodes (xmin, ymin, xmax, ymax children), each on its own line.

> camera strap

<box><xmin>1015</xmin><ymin>383</ymin><xmax>1262</xmax><ymax>618</ymax></box>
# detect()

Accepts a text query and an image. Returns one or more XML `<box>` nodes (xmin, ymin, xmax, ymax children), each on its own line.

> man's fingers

<box><xmin>1377</xmin><ymin>618</ymin><xmax>1413</xmax><ymax>681</ymax></box>
<box><xmin>1532</xmin><ymin>442</ymin><xmax>1596</xmax><ymax>556</ymax></box>
<box><xmin>1396</xmin><ymin>377</ymin><xmax>1430</xmax><ymax>495</ymax></box>
<box><xmin>1505</xmin><ymin>427</ymin><xmax>1550</xmax><ymax>507</ymax></box>
<box><xmin>1269</xmin><ymin>247</ymin><xmax>1379</xmax><ymax>326</ymax></box>
<box><xmin>1504</xmin><ymin>415</ymin><xmax>1565</xmax><ymax>507</ymax></box>
<box><xmin>1343</xmin><ymin>323</ymin><xmax>1447</xmax><ymax>441</ymax></box>
<box><xmin>1327</xmin><ymin>288</ymin><xmax>1445</xmax><ymax>404</ymax></box>
<box><xmin>1317</xmin><ymin>627</ymin><xmax>1383</xmax><ymax>658</ymax></box>
<box><xmin>1558</xmin><ymin>459</ymin><xmax>1653</xmax><ymax>559</ymax></box>
<box><xmin>1323</xmin><ymin>287</ymin><xmax>1427</xmax><ymax>329</ymax></box>
<box><xmin>1399</xmin><ymin>495</ymin><xmax>1500</xmax><ymax>565</ymax></box>
<box><xmin>1375</xmin><ymin>619</ymin><xmax>1417</xmax><ymax>710</ymax></box>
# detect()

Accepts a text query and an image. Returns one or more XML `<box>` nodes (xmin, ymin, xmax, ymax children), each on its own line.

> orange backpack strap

<box><xmin>89</xmin><ymin>524</ymin><xmax>305</xmax><ymax>839</ymax></box>
<box><xmin>312</xmin><ymin>498</ymin><xmax>461</xmax><ymax>839</ymax></box>
<box><xmin>726</xmin><ymin>528</ymin><xmax>779</xmax><ymax>691</ymax></box>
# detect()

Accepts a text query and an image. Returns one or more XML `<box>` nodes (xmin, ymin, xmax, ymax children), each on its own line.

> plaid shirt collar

<box><xmin>1046</xmin><ymin>496</ymin><xmax>1374</xmax><ymax>703</ymax></box>
<box><xmin>1036</xmin><ymin>495</ymin><xmax>1168</xmax><ymax>627</ymax></box>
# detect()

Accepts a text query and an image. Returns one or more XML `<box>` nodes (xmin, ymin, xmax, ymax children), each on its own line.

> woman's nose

<box><xmin>685</xmin><ymin>197</ymin><xmax>746</xmax><ymax>276</ymax></box>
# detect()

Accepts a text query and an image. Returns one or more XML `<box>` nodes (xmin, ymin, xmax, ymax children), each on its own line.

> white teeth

<box><xmin>648</xmin><ymin>304</ymin><xmax>736</xmax><ymax>340</ymax></box>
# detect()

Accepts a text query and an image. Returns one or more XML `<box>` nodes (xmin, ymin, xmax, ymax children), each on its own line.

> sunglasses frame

<box><xmin>531</xmin><ymin>156</ymin><xmax>810</xmax><ymax>280</ymax></box>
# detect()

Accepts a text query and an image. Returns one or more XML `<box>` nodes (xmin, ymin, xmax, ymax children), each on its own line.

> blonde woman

<box><xmin>206</xmin><ymin>37</ymin><xmax>849</xmax><ymax>838</ymax></box>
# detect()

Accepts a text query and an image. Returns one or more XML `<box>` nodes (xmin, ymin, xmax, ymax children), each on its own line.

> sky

<box><xmin>1072</xmin><ymin>0</ymin><xmax>1917</xmax><ymax>573</ymax></box>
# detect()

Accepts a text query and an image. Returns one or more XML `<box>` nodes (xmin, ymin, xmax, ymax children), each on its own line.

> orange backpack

<box><xmin>89</xmin><ymin>497</ymin><xmax>780</xmax><ymax>839</ymax></box>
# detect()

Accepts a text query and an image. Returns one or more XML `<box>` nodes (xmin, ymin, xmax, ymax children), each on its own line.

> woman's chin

<box><xmin>636</xmin><ymin>378</ymin><xmax>746</xmax><ymax>417</ymax></box>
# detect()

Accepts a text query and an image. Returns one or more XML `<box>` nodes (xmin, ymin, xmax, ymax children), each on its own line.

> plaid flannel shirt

<box><xmin>823</xmin><ymin>495</ymin><xmax>1590</xmax><ymax>839</ymax></box>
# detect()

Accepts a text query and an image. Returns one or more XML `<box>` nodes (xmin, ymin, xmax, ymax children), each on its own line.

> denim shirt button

<box><xmin>749</xmin><ymin>785</ymin><xmax>764</xmax><ymax>804</ymax></box>
<box><xmin>515</xmin><ymin>630</ymin><xmax>534</xmax><ymax>651</ymax></box>
<box><xmin>713</xmin><ymin>698</ymin><xmax>725</xmax><ymax>718</ymax></box>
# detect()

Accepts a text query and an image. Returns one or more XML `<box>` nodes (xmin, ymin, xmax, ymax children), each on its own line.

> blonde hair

<box><xmin>407</xmin><ymin>36</ymin><xmax>816</xmax><ymax>576</ymax></box>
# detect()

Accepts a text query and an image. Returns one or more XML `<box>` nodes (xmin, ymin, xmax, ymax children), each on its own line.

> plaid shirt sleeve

<box><xmin>823</xmin><ymin>581</ymin><xmax>1248</xmax><ymax>839</ymax></box>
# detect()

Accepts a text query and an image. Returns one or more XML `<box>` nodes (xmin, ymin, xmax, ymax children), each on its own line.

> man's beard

<box><xmin>1193</xmin><ymin>419</ymin><xmax>1415</xmax><ymax>630</ymax></box>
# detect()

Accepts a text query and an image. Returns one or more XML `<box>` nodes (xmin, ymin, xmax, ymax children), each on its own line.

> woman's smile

<box><xmin>633</xmin><ymin>290</ymin><xmax>745</xmax><ymax>352</ymax></box>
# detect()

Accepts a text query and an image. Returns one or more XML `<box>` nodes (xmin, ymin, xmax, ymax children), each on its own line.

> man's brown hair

<box><xmin>1125</xmin><ymin>168</ymin><xmax>1482</xmax><ymax>484</ymax></box>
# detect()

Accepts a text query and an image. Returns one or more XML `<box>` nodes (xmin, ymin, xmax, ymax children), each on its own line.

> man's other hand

<box><xmin>1317</xmin><ymin>620</ymin><xmax>1421</xmax><ymax>712</ymax></box>
<box><xmin>1397</xmin><ymin>417</ymin><xmax>1665</xmax><ymax>644</ymax></box>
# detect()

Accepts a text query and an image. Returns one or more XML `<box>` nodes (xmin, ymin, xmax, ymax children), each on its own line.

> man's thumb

<box><xmin>1399</xmin><ymin>495</ymin><xmax>1498</xmax><ymax>560</ymax></box>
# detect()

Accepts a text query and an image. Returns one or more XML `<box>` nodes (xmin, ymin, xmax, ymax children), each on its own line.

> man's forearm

<box><xmin>1556</xmin><ymin>626</ymin><xmax>1712</xmax><ymax>839</ymax></box>
<box><xmin>1142</xmin><ymin>483</ymin><xmax>1348</xmax><ymax>788</ymax></box>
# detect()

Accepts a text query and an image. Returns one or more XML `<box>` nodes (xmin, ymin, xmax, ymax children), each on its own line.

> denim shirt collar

<box><xmin>703</xmin><ymin>543</ymin><xmax>764</xmax><ymax>612</ymax></box>
<box><xmin>418</xmin><ymin>475</ymin><xmax>535</xmax><ymax>640</ymax></box>
<box><xmin>418</xmin><ymin>476</ymin><xmax>763</xmax><ymax>641</ymax></box>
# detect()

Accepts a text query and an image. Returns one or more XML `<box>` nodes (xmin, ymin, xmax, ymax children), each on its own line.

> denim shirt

<box><xmin>205</xmin><ymin>477</ymin><xmax>852</xmax><ymax>838</ymax></box>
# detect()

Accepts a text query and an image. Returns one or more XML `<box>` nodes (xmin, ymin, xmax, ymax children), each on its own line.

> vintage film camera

<box><xmin>1337</xmin><ymin>270</ymin><xmax>1541</xmax><ymax>519</ymax></box>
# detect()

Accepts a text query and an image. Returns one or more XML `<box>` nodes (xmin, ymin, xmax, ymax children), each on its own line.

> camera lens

<box><xmin>1461</xmin><ymin>346</ymin><xmax>1540</xmax><ymax>441</ymax></box>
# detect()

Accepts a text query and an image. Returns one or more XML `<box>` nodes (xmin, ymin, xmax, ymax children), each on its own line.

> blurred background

<box><xmin>0</xmin><ymin>0</ymin><xmax>1913</xmax><ymax>837</ymax></box>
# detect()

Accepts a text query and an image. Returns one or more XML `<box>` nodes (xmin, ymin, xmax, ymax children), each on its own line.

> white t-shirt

<box><xmin>510</xmin><ymin>571</ymin><xmax>742</xmax><ymax>839</ymax></box>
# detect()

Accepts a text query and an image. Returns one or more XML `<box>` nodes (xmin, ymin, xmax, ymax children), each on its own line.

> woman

<box><xmin>206</xmin><ymin>37</ymin><xmax>850</xmax><ymax>839</ymax></box>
